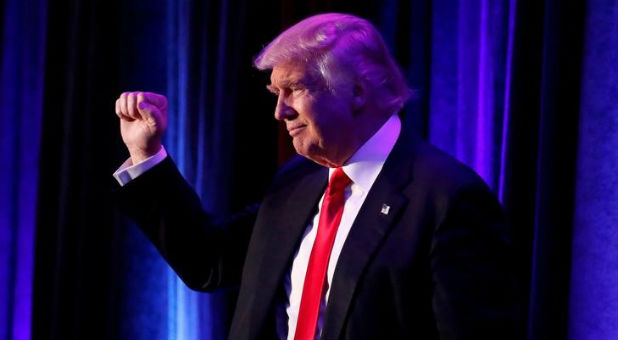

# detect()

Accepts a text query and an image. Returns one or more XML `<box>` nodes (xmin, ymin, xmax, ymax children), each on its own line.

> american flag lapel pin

<box><xmin>380</xmin><ymin>204</ymin><xmax>391</xmax><ymax>215</ymax></box>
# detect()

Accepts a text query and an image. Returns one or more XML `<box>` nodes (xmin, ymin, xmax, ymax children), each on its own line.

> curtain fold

<box><xmin>0</xmin><ymin>1</ymin><xmax>47</xmax><ymax>339</ymax></box>
<box><xmin>32</xmin><ymin>0</ymin><xmax>126</xmax><ymax>338</ymax></box>
<box><xmin>568</xmin><ymin>1</ymin><xmax>618</xmax><ymax>338</ymax></box>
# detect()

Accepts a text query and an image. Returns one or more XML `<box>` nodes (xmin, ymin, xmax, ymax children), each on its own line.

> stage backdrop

<box><xmin>0</xmin><ymin>0</ymin><xmax>616</xmax><ymax>339</ymax></box>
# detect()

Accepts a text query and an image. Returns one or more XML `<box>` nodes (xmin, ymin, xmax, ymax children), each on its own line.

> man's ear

<box><xmin>351</xmin><ymin>80</ymin><xmax>367</xmax><ymax>111</ymax></box>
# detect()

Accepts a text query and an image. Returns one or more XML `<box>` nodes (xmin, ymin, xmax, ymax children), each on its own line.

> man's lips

<box><xmin>287</xmin><ymin>125</ymin><xmax>306</xmax><ymax>136</ymax></box>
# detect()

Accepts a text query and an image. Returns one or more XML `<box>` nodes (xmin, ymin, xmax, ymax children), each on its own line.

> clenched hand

<box><xmin>115</xmin><ymin>91</ymin><xmax>168</xmax><ymax>164</ymax></box>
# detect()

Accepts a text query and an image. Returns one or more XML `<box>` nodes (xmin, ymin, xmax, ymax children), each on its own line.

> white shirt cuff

<box><xmin>113</xmin><ymin>146</ymin><xmax>168</xmax><ymax>186</ymax></box>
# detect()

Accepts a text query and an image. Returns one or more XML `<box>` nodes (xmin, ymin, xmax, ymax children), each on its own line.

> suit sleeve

<box><xmin>430</xmin><ymin>183</ymin><xmax>524</xmax><ymax>339</ymax></box>
<box><xmin>113</xmin><ymin>156</ymin><xmax>256</xmax><ymax>292</ymax></box>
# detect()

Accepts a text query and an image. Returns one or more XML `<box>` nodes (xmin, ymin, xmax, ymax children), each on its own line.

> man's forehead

<box><xmin>269</xmin><ymin>63</ymin><xmax>319</xmax><ymax>86</ymax></box>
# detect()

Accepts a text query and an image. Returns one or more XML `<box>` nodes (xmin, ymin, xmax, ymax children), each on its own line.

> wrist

<box><xmin>128</xmin><ymin>144</ymin><xmax>162</xmax><ymax>164</ymax></box>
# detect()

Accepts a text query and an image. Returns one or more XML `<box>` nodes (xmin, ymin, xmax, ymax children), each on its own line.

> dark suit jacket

<box><xmin>115</xmin><ymin>126</ymin><xmax>523</xmax><ymax>339</ymax></box>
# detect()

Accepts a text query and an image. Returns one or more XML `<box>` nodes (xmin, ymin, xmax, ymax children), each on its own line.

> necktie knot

<box><xmin>328</xmin><ymin>168</ymin><xmax>351</xmax><ymax>194</ymax></box>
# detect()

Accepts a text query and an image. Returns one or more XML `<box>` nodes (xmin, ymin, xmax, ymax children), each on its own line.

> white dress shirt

<box><xmin>113</xmin><ymin>146</ymin><xmax>168</xmax><ymax>186</ymax></box>
<box><xmin>112</xmin><ymin>114</ymin><xmax>401</xmax><ymax>340</ymax></box>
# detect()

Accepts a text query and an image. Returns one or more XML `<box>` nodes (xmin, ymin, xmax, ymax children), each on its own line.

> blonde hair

<box><xmin>254</xmin><ymin>13</ymin><xmax>411</xmax><ymax>113</ymax></box>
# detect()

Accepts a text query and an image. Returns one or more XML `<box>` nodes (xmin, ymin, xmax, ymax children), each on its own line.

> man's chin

<box><xmin>291</xmin><ymin>139</ymin><xmax>306</xmax><ymax>157</ymax></box>
<box><xmin>295</xmin><ymin>147</ymin><xmax>321</xmax><ymax>166</ymax></box>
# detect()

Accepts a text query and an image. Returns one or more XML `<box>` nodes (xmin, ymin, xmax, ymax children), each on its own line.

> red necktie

<box><xmin>295</xmin><ymin>168</ymin><xmax>351</xmax><ymax>340</ymax></box>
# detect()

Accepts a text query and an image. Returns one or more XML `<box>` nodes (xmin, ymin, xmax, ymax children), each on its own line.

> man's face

<box><xmin>267</xmin><ymin>62</ymin><xmax>356</xmax><ymax>167</ymax></box>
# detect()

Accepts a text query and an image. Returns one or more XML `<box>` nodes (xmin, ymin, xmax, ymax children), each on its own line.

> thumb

<box><xmin>137</xmin><ymin>100</ymin><xmax>162</xmax><ymax>127</ymax></box>
<box><xmin>143</xmin><ymin>92</ymin><xmax>167</xmax><ymax>109</ymax></box>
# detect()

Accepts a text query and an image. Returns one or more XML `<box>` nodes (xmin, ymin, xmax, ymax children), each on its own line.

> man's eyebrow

<box><xmin>273</xmin><ymin>80</ymin><xmax>292</xmax><ymax>87</ymax></box>
<box><xmin>266</xmin><ymin>79</ymin><xmax>303</xmax><ymax>93</ymax></box>
<box><xmin>266</xmin><ymin>84</ymin><xmax>278</xmax><ymax>94</ymax></box>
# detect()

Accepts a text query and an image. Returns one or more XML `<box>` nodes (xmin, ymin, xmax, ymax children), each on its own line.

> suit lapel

<box><xmin>321</xmin><ymin>129</ymin><xmax>420</xmax><ymax>339</ymax></box>
<box><xmin>243</xmin><ymin>164</ymin><xmax>328</xmax><ymax>339</ymax></box>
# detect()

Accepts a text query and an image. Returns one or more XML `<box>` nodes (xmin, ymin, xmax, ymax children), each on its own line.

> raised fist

<box><xmin>115</xmin><ymin>91</ymin><xmax>168</xmax><ymax>164</ymax></box>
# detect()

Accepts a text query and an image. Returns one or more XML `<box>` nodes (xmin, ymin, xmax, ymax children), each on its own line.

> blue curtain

<box><xmin>1</xmin><ymin>0</ymin><xmax>616</xmax><ymax>339</ymax></box>
<box><xmin>426</xmin><ymin>0</ymin><xmax>513</xmax><ymax>190</ymax></box>
<box><xmin>568</xmin><ymin>1</ymin><xmax>618</xmax><ymax>338</ymax></box>
<box><xmin>0</xmin><ymin>0</ymin><xmax>47</xmax><ymax>339</ymax></box>
<box><xmin>162</xmin><ymin>0</ymin><xmax>243</xmax><ymax>338</ymax></box>
<box><xmin>402</xmin><ymin>0</ymin><xmax>617</xmax><ymax>338</ymax></box>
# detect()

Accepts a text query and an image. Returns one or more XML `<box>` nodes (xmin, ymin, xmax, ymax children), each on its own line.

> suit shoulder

<box><xmin>411</xmin><ymin>142</ymin><xmax>493</xmax><ymax>195</ymax></box>
<box><xmin>408</xmin><ymin>143</ymin><xmax>506</xmax><ymax>233</ymax></box>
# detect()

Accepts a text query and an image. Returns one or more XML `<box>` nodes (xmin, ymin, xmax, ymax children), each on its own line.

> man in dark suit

<box><xmin>113</xmin><ymin>13</ymin><xmax>522</xmax><ymax>339</ymax></box>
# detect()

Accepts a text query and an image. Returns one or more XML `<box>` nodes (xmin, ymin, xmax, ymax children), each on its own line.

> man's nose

<box><xmin>274</xmin><ymin>95</ymin><xmax>296</xmax><ymax>121</ymax></box>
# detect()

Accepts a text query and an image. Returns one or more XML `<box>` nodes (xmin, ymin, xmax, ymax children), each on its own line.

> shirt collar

<box><xmin>328</xmin><ymin>114</ymin><xmax>401</xmax><ymax>192</ymax></box>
